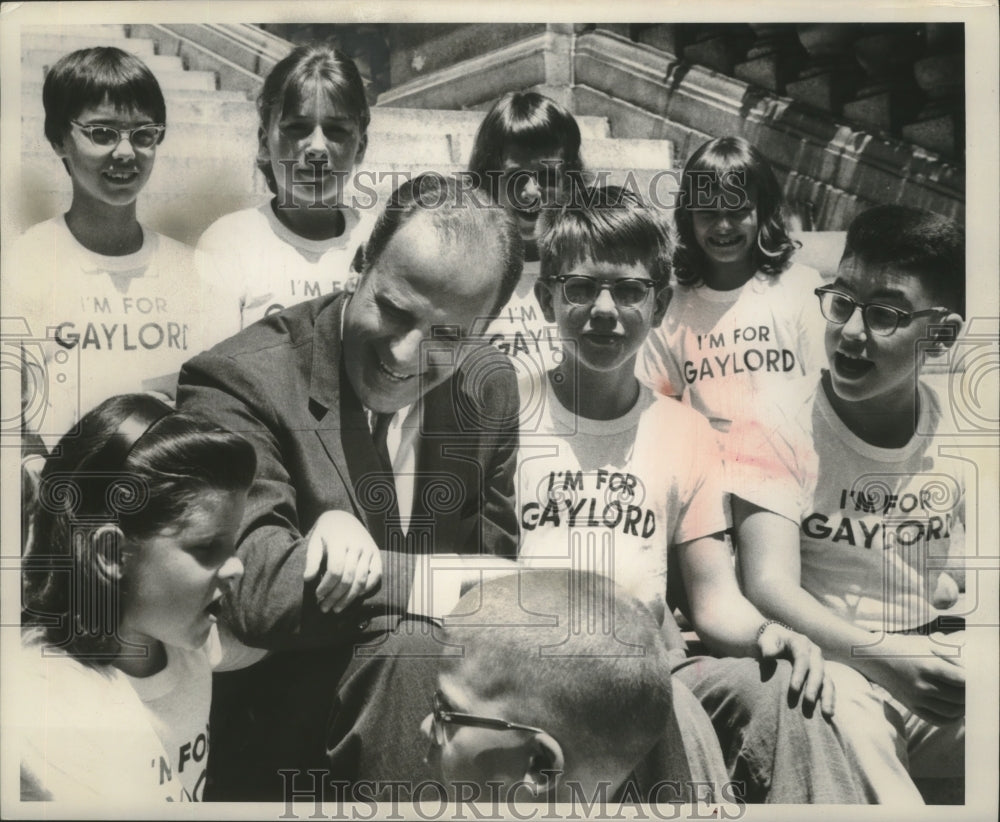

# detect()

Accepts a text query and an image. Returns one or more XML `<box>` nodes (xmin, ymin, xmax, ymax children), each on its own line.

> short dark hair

<box><xmin>674</xmin><ymin>136</ymin><xmax>796</xmax><ymax>285</ymax></box>
<box><xmin>23</xmin><ymin>394</ymin><xmax>257</xmax><ymax>667</ymax></box>
<box><xmin>359</xmin><ymin>173</ymin><xmax>524</xmax><ymax>319</ymax></box>
<box><xmin>43</xmin><ymin>47</ymin><xmax>167</xmax><ymax>148</ymax></box>
<box><xmin>537</xmin><ymin>185</ymin><xmax>673</xmax><ymax>287</ymax></box>
<box><xmin>443</xmin><ymin>570</ymin><xmax>673</xmax><ymax>772</ymax></box>
<box><xmin>256</xmin><ymin>45</ymin><xmax>370</xmax><ymax>195</ymax></box>
<box><xmin>467</xmin><ymin>91</ymin><xmax>585</xmax><ymax>203</ymax></box>
<box><xmin>841</xmin><ymin>205</ymin><xmax>965</xmax><ymax>316</ymax></box>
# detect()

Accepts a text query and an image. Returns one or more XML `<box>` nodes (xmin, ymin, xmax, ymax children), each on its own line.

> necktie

<box><xmin>371</xmin><ymin>411</ymin><xmax>394</xmax><ymax>475</ymax></box>
<box><xmin>371</xmin><ymin>411</ymin><xmax>402</xmax><ymax>527</ymax></box>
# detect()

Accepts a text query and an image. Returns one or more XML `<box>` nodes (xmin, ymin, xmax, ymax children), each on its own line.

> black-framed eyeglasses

<box><xmin>814</xmin><ymin>286</ymin><xmax>948</xmax><ymax>337</ymax></box>
<box><xmin>429</xmin><ymin>690</ymin><xmax>548</xmax><ymax>747</ymax></box>
<box><xmin>548</xmin><ymin>275</ymin><xmax>657</xmax><ymax>308</ymax></box>
<box><xmin>70</xmin><ymin>121</ymin><xmax>165</xmax><ymax>149</ymax></box>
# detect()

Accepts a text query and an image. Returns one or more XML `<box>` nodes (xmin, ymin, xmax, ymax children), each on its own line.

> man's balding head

<box><xmin>343</xmin><ymin>174</ymin><xmax>523</xmax><ymax>413</ymax></box>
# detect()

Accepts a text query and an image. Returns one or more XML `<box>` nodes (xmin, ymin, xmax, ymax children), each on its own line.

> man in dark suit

<box><xmin>178</xmin><ymin>175</ymin><xmax>525</xmax><ymax>799</ymax></box>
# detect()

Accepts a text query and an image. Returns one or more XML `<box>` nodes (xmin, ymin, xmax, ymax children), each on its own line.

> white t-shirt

<box><xmin>16</xmin><ymin>627</ymin><xmax>264</xmax><ymax>804</ymax></box>
<box><xmin>729</xmin><ymin>380</ymin><xmax>966</xmax><ymax>633</ymax></box>
<box><xmin>480</xmin><ymin>260</ymin><xmax>567</xmax><ymax>377</ymax></box>
<box><xmin>516</xmin><ymin>374</ymin><xmax>728</xmax><ymax>619</ymax></box>
<box><xmin>5</xmin><ymin>216</ymin><xmax>204</xmax><ymax>448</ymax></box>
<box><xmin>196</xmin><ymin>201</ymin><xmax>374</xmax><ymax>345</ymax></box>
<box><xmin>636</xmin><ymin>263</ymin><xmax>826</xmax><ymax>433</ymax></box>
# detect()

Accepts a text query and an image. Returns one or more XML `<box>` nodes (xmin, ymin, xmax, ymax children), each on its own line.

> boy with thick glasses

<box><xmin>419</xmin><ymin>569</ymin><xmax>728</xmax><ymax>804</ymax></box>
<box><xmin>6</xmin><ymin>47</ymin><xmax>205</xmax><ymax>451</ymax></box>
<box><xmin>730</xmin><ymin>205</ymin><xmax>967</xmax><ymax>801</ymax></box>
<box><xmin>514</xmin><ymin>186</ymin><xmax>873</xmax><ymax>803</ymax></box>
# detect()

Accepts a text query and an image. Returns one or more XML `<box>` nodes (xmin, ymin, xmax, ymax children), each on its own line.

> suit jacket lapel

<box><xmin>308</xmin><ymin>292</ymin><xmax>401</xmax><ymax>546</ymax></box>
<box><xmin>308</xmin><ymin>294</ymin><xmax>363</xmax><ymax>523</ymax></box>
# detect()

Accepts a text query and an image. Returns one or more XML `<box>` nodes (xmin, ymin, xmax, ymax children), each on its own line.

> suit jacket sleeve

<box><xmin>473</xmin><ymin>348</ymin><xmax>519</xmax><ymax>560</ymax></box>
<box><xmin>178</xmin><ymin>350</ymin><xmax>414</xmax><ymax>650</ymax></box>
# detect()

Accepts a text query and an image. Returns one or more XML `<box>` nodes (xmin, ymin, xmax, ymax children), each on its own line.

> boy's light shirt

<box><xmin>512</xmin><ymin>369</ymin><xmax>728</xmax><ymax>619</ymax></box>
<box><xmin>406</xmin><ymin>554</ymin><xmax>511</xmax><ymax>621</ymax></box>
<box><xmin>729</xmin><ymin>377</ymin><xmax>968</xmax><ymax>633</ymax></box>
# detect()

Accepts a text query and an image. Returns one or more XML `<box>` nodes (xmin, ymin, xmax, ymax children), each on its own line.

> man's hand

<box><xmin>757</xmin><ymin>622</ymin><xmax>836</xmax><ymax>718</ymax></box>
<box><xmin>865</xmin><ymin>632</ymin><xmax>965</xmax><ymax>725</ymax></box>
<box><xmin>303</xmin><ymin>511</ymin><xmax>383</xmax><ymax>614</ymax></box>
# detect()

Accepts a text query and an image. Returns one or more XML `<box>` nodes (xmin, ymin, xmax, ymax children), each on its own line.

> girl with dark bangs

<box><xmin>637</xmin><ymin>136</ymin><xmax>826</xmax><ymax>436</ymax></box>
<box><xmin>469</xmin><ymin>91</ymin><xmax>588</xmax><ymax>370</ymax></box>
<box><xmin>17</xmin><ymin>394</ymin><xmax>265</xmax><ymax>801</ymax></box>
<box><xmin>467</xmin><ymin>90</ymin><xmax>586</xmax><ymax>260</ymax></box>
<box><xmin>196</xmin><ymin>45</ymin><xmax>374</xmax><ymax>342</ymax></box>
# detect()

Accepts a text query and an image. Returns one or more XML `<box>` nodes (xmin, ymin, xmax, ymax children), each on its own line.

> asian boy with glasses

<box><xmin>729</xmin><ymin>204</ymin><xmax>967</xmax><ymax>802</ymax></box>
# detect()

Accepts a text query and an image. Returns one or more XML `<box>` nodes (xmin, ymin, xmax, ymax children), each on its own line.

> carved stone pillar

<box><xmin>786</xmin><ymin>23</ymin><xmax>863</xmax><ymax>114</ymax></box>
<box><xmin>843</xmin><ymin>24</ymin><xmax>926</xmax><ymax>135</ymax></box>
<box><xmin>902</xmin><ymin>23</ymin><xmax>964</xmax><ymax>159</ymax></box>
<box><xmin>733</xmin><ymin>23</ymin><xmax>805</xmax><ymax>94</ymax></box>
<box><xmin>633</xmin><ymin>24</ymin><xmax>688</xmax><ymax>59</ymax></box>
<box><xmin>681</xmin><ymin>24</ymin><xmax>754</xmax><ymax>76</ymax></box>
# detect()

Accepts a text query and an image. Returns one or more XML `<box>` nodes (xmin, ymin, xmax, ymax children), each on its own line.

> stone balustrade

<box><xmin>630</xmin><ymin>22</ymin><xmax>964</xmax><ymax>161</ymax></box>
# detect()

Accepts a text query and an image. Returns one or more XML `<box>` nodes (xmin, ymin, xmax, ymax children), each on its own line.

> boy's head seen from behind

<box><xmin>427</xmin><ymin>570</ymin><xmax>672</xmax><ymax>799</ymax></box>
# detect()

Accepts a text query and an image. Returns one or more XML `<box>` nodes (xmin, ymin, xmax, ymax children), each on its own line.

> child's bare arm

<box><xmin>734</xmin><ymin>497</ymin><xmax>964</xmax><ymax>725</ymax></box>
<box><xmin>677</xmin><ymin>532</ymin><xmax>835</xmax><ymax>716</ymax></box>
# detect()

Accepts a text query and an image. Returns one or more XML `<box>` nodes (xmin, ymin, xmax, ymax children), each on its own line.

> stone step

<box><xmin>21</xmin><ymin>94</ymin><xmax>255</xmax><ymax>124</ymax></box>
<box><xmin>22</xmin><ymin>79</ymin><xmax>245</xmax><ymax>101</ymax></box>
<box><xmin>20</xmin><ymin>32</ymin><xmax>156</xmax><ymax>57</ymax></box>
<box><xmin>21</xmin><ymin>127</ymin><xmax>456</xmax><ymax>167</ymax></box>
<box><xmin>23</xmin><ymin>116</ymin><xmax>457</xmax><ymax>163</ymax></box>
<box><xmin>371</xmin><ymin>106</ymin><xmax>611</xmax><ymax>140</ymax></box>
<box><xmin>22</xmin><ymin>24</ymin><xmax>127</xmax><ymax>39</ymax></box>
<box><xmin>21</xmin><ymin>63</ymin><xmax>217</xmax><ymax>92</ymax></box>
<box><xmin>24</xmin><ymin>155</ymin><xmax>675</xmax><ymax>205</ymax></box>
<box><xmin>23</xmin><ymin>50</ymin><xmax>186</xmax><ymax>77</ymax></box>
<box><xmin>582</xmin><ymin>137</ymin><xmax>673</xmax><ymax>172</ymax></box>
<box><xmin>447</xmin><ymin>133</ymin><xmax>673</xmax><ymax>171</ymax></box>
<box><xmin>23</xmin><ymin>119</ymin><xmax>665</xmax><ymax>172</ymax></box>
<box><xmin>21</xmin><ymin>154</ymin><xmax>463</xmax><ymax>189</ymax></box>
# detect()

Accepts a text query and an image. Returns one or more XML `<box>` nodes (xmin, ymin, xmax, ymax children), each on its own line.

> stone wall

<box><xmin>376</xmin><ymin>23</ymin><xmax>964</xmax><ymax>232</ymax></box>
